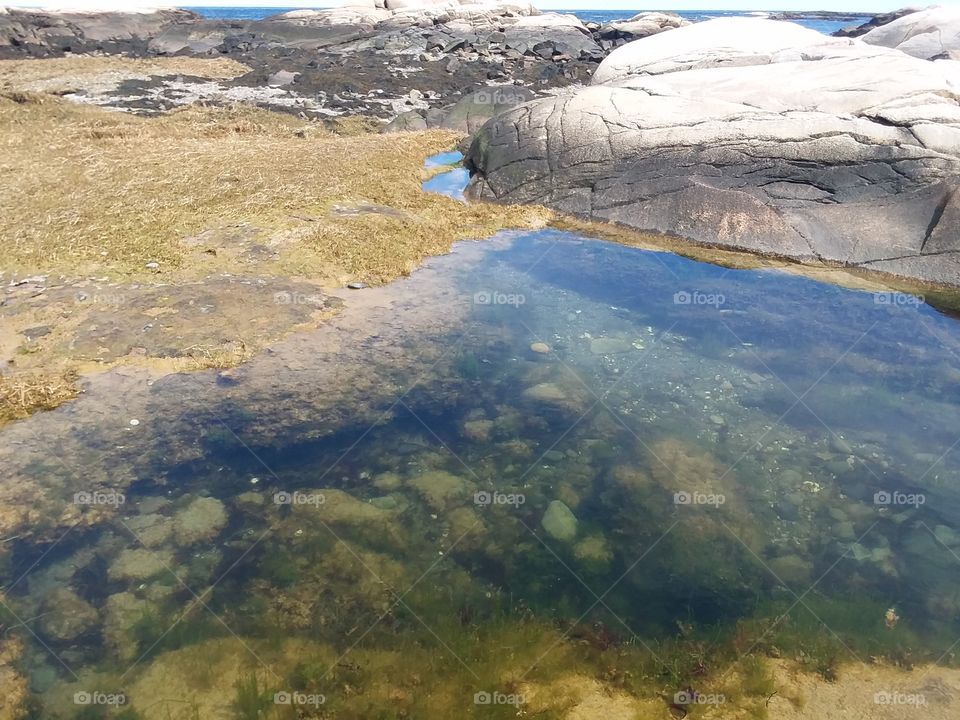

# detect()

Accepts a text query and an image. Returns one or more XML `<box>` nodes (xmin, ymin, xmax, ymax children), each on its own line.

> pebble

<box><xmin>347</xmin><ymin>282</ymin><xmax>367</xmax><ymax>290</ymax></box>
<box><xmin>530</xmin><ymin>342</ymin><xmax>551</xmax><ymax>354</ymax></box>
<box><xmin>145</xmin><ymin>262</ymin><xmax>159</xmax><ymax>270</ymax></box>
<box><xmin>129</xmin><ymin>419</ymin><xmax>140</xmax><ymax>426</ymax></box>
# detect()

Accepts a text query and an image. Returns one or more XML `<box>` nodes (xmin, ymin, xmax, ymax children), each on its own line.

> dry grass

<box><xmin>0</xmin><ymin>56</ymin><xmax>250</xmax><ymax>94</ymax></box>
<box><xmin>177</xmin><ymin>341</ymin><xmax>253</xmax><ymax>371</ymax></box>
<box><xmin>0</xmin><ymin>369</ymin><xmax>80</xmax><ymax>426</ymax></box>
<box><xmin>0</xmin><ymin>93</ymin><xmax>550</xmax><ymax>282</ymax></box>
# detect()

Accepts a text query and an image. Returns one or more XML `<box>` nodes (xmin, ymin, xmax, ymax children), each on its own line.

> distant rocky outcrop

<box><xmin>860</xmin><ymin>5</ymin><xmax>960</xmax><ymax>59</ymax></box>
<box><xmin>466</xmin><ymin>17</ymin><xmax>960</xmax><ymax>286</ymax></box>
<box><xmin>832</xmin><ymin>7</ymin><xmax>921</xmax><ymax>37</ymax></box>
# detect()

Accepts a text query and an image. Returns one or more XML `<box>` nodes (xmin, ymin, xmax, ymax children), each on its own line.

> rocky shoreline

<box><xmin>0</xmin><ymin>4</ymin><xmax>686</xmax><ymax>127</ymax></box>
<box><xmin>466</xmin><ymin>8</ymin><xmax>960</xmax><ymax>288</ymax></box>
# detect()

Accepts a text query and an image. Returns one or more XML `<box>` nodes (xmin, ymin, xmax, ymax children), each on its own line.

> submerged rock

<box><xmin>408</xmin><ymin>470</ymin><xmax>471</xmax><ymax>511</ymax></box>
<box><xmin>573</xmin><ymin>534</ymin><xmax>612</xmax><ymax>570</ymax></box>
<box><xmin>38</xmin><ymin>588</ymin><xmax>99</xmax><ymax>643</ymax></box>
<box><xmin>466</xmin><ymin>17</ymin><xmax>960</xmax><ymax>287</ymax></box>
<box><xmin>108</xmin><ymin>548</ymin><xmax>173</xmax><ymax>582</ymax></box>
<box><xmin>541</xmin><ymin>500</ymin><xmax>578</xmax><ymax>542</ymax></box>
<box><xmin>172</xmin><ymin>497</ymin><xmax>228</xmax><ymax>546</ymax></box>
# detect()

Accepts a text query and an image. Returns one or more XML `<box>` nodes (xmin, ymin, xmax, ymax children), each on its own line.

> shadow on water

<box><xmin>2</xmin><ymin>152</ymin><xmax>960</xmax><ymax>717</ymax></box>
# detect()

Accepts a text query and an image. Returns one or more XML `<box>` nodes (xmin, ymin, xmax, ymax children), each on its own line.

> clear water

<box><xmin>184</xmin><ymin>6</ymin><xmax>871</xmax><ymax>34</ymax></box>
<box><xmin>3</xmin><ymin>156</ymin><xmax>960</xmax><ymax>718</ymax></box>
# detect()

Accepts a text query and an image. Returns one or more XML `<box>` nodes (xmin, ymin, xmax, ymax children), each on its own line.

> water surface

<box><xmin>2</xmin><ymin>157</ymin><xmax>959</xmax><ymax>719</ymax></box>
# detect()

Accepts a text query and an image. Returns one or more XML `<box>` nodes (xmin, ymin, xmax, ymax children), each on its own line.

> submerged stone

<box><xmin>574</xmin><ymin>534</ymin><xmax>613</xmax><ymax>571</ymax></box>
<box><xmin>408</xmin><ymin>471</ymin><xmax>471</xmax><ymax>511</ymax></box>
<box><xmin>108</xmin><ymin>548</ymin><xmax>173</xmax><ymax>582</ymax></box>
<box><xmin>38</xmin><ymin>588</ymin><xmax>99</xmax><ymax>643</ymax></box>
<box><xmin>542</xmin><ymin>500</ymin><xmax>578</xmax><ymax>542</ymax></box>
<box><xmin>173</xmin><ymin>497</ymin><xmax>228</xmax><ymax>546</ymax></box>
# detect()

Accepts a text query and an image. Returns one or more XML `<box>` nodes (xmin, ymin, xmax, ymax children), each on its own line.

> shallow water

<box><xmin>3</xmin><ymin>156</ymin><xmax>960</xmax><ymax>718</ymax></box>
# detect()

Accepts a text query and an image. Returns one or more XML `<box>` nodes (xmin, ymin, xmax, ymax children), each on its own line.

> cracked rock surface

<box><xmin>465</xmin><ymin>16</ymin><xmax>960</xmax><ymax>286</ymax></box>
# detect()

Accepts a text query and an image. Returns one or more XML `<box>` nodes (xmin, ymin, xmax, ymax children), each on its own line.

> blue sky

<box><xmin>15</xmin><ymin>1</ymin><xmax>958</xmax><ymax>13</ymax></box>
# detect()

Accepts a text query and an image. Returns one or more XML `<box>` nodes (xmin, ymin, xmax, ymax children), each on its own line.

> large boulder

<box><xmin>598</xmin><ymin>11</ymin><xmax>690</xmax><ymax>42</ymax></box>
<box><xmin>592</xmin><ymin>17</ymin><xmax>832</xmax><ymax>83</ymax></box>
<box><xmin>466</xmin><ymin>18</ymin><xmax>960</xmax><ymax>286</ymax></box>
<box><xmin>862</xmin><ymin>6</ymin><xmax>960</xmax><ymax>59</ymax></box>
<box><xmin>441</xmin><ymin>85</ymin><xmax>535</xmax><ymax>133</ymax></box>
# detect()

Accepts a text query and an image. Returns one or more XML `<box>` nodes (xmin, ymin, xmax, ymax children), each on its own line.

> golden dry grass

<box><xmin>0</xmin><ymin>369</ymin><xmax>80</xmax><ymax>426</ymax></box>
<box><xmin>0</xmin><ymin>56</ymin><xmax>250</xmax><ymax>94</ymax></box>
<box><xmin>0</xmin><ymin>93</ymin><xmax>550</xmax><ymax>282</ymax></box>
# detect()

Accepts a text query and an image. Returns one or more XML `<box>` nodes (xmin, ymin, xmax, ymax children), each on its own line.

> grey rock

<box><xmin>465</xmin><ymin>18</ymin><xmax>960</xmax><ymax>287</ymax></box>
<box><xmin>862</xmin><ymin>7</ymin><xmax>960</xmax><ymax>59</ymax></box>
<box><xmin>382</xmin><ymin>110</ymin><xmax>428</xmax><ymax>133</ymax></box>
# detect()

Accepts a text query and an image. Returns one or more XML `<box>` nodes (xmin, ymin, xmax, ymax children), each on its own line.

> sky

<box><xmin>10</xmin><ymin>1</ymin><xmax>958</xmax><ymax>14</ymax></box>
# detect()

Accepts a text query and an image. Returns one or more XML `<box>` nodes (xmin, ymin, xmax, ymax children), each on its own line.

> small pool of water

<box><xmin>2</xmin><ymin>154</ymin><xmax>960</xmax><ymax>718</ymax></box>
<box><xmin>423</xmin><ymin>150</ymin><xmax>469</xmax><ymax>201</ymax></box>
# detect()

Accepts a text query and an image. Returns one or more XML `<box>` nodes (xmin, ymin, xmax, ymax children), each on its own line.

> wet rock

<box><xmin>124</xmin><ymin>514</ymin><xmax>174</xmax><ymax>548</ymax></box>
<box><xmin>573</xmin><ymin>534</ymin><xmax>612</xmax><ymax>570</ymax></box>
<box><xmin>529</xmin><ymin>342</ymin><xmax>550</xmax><ymax>354</ymax></box>
<box><xmin>38</xmin><ymin>588</ymin><xmax>99</xmax><ymax>642</ymax></box>
<box><xmin>462</xmin><ymin>418</ymin><xmax>494</xmax><ymax>442</ymax></box>
<box><xmin>541</xmin><ymin>499</ymin><xmax>578</xmax><ymax>542</ymax></box>
<box><xmin>408</xmin><ymin>470</ymin><xmax>470</xmax><ymax>511</ymax></box>
<box><xmin>934</xmin><ymin>524</ymin><xmax>960</xmax><ymax>547</ymax></box>
<box><xmin>834</xmin><ymin>521</ymin><xmax>856</xmax><ymax>541</ymax></box>
<box><xmin>103</xmin><ymin>592</ymin><xmax>154</xmax><ymax>662</ymax></box>
<box><xmin>108</xmin><ymin>548</ymin><xmax>173</xmax><ymax>582</ymax></box>
<box><xmin>172</xmin><ymin>497</ymin><xmax>228</xmax><ymax>546</ymax></box>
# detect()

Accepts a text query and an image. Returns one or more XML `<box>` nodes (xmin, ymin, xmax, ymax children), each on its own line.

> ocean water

<box><xmin>5</xmin><ymin>154</ymin><xmax>960</xmax><ymax>717</ymax></box>
<box><xmin>184</xmin><ymin>6</ymin><xmax>871</xmax><ymax>34</ymax></box>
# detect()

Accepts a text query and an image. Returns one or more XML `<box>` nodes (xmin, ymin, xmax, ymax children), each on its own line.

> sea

<box><xmin>184</xmin><ymin>6</ymin><xmax>872</xmax><ymax>35</ymax></box>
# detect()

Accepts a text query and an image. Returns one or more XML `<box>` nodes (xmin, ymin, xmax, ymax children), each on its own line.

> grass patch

<box><xmin>0</xmin><ymin>93</ymin><xmax>550</xmax><ymax>282</ymax></box>
<box><xmin>0</xmin><ymin>369</ymin><xmax>80</xmax><ymax>426</ymax></box>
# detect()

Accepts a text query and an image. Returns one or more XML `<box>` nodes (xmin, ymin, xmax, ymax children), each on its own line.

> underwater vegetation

<box><xmin>2</xmin><ymin>230</ymin><xmax>960</xmax><ymax>719</ymax></box>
